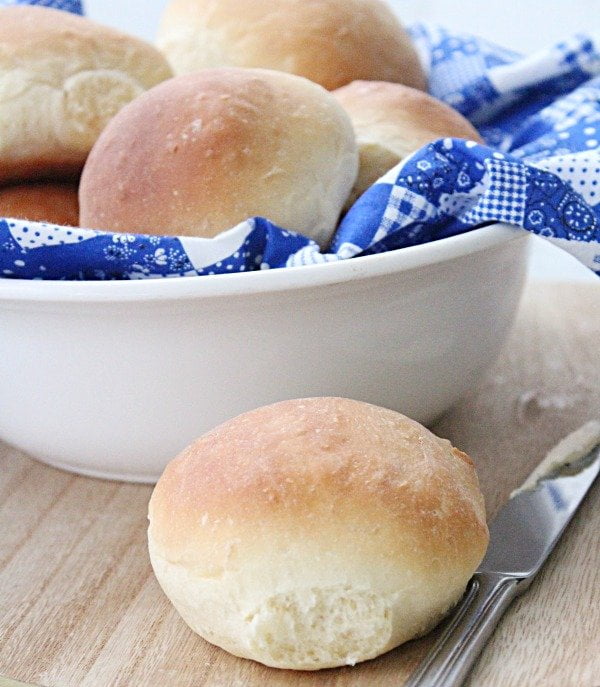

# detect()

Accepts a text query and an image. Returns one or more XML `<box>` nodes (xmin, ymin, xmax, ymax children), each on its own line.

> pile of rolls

<box><xmin>0</xmin><ymin>5</ymin><xmax>172</xmax><ymax>225</ymax></box>
<box><xmin>0</xmin><ymin>0</ymin><xmax>481</xmax><ymax>249</ymax></box>
<box><xmin>0</xmin><ymin>2</ymin><xmax>491</xmax><ymax>671</ymax></box>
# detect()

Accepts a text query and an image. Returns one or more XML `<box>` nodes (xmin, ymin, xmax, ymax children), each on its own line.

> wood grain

<box><xmin>0</xmin><ymin>282</ymin><xmax>598</xmax><ymax>687</ymax></box>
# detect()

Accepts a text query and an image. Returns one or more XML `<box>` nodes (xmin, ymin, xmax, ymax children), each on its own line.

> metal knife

<box><xmin>404</xmin><ymin>421</ymin><xmax>600</xmax><ymax>687</ymax></box>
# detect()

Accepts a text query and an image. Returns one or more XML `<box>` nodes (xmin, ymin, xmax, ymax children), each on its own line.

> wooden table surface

<box><xmin>1</xmin><ymin>281</ymin><xmax>599</xmax><ymax>687</ymax></box>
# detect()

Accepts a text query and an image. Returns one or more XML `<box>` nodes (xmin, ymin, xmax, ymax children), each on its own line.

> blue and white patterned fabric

<box><xmin>0</xmin><ymin>0</ymin><xmax>83</xmax><ymax>13</ymax></box>
<box><xmin>1</xmin><ymin>15</ymin><xmax>599</xmax><ymax>279</ymax></box>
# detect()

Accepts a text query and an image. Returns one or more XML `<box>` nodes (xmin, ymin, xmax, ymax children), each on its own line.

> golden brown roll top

<box><xmin>334</xmin><ymin>81</ymin><xmax>484</xmax><ymax>202</ymax></box>
<box><xmin>0</xmin><ymin>183</ymin><xmax>79</xmax><ymax>226</ymax></box>
<box><xmin>0</xmin><ymin>5</ymin><xmax>173</xmax><ymax>184</ymax></box>
<box><xmin>157</xmin><ymin>0</ymin><xmax>427</xmax><ymax>91</ymax></box>
<box><xmin>148</xmin><ymin>397</ymin><xmax>488</xmax><ymax>670</ymax></box>
<box><xmin>79</xmin><ymin>69</ymin><xmax>358</xmax><ymax>247</ymax></box>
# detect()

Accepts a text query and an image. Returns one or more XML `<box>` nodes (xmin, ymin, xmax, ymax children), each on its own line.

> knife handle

<box><xmin>404</xmin><ymin>572</ymin><xmax>522</xmax><ymax>687</ymax></box>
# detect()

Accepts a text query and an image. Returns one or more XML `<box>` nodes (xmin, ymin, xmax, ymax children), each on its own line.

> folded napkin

<box><xmin>0</xmin><ymin>6</ymin><xmax>598</xmax><ymax>279</ymax></box>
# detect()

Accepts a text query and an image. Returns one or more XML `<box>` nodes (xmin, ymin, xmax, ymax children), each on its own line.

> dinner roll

<box><xmin>157</xmin><ymin>0</ymin><xmax>426</xmax><ymax>92</ymax></box>
<box><xmin>334</xmin><ymin>81</ymin><xmax>483</xmax><ymax>202</ymax></box>
<box><xmin>148</xmin><ymin>397</ymin><xmax>488</xmax><ymax>670</ymax></box>
<box><xmin>0</xmin><ymin>5</ymin><xmax>172</xmax><ymax>184</ymax></box>
<box><xmin>79</xmin><ymin>69</ymin><xmax>358</xmax><ymax>247</ymax></box>
<box><xmin>0</xmin><ymin>183</ymin><xmax>79</xmax><ymax>226</ymax></box>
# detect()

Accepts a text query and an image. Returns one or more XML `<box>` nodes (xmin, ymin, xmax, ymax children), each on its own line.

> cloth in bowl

<box><xmin>0</xmin><ymin>4</ymin><xmax>598</xmax><ymax>279</ymax></box>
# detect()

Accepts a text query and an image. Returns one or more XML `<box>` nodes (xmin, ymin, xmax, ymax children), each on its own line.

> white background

<box><xmin>84</xmin><ymin>0</ymin><xmax>598</xmax><ymax>282</ymax></box>
<box><xmin>85</xmin><ymin>0</ymin><xmax>599</xmax><ymax>54</ymax></box>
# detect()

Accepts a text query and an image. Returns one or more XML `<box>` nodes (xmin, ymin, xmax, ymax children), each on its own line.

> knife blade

<box><xmin>404</xmin><ymin>420</ymin><xmax>600</xmax><ymax>687</ymax></box>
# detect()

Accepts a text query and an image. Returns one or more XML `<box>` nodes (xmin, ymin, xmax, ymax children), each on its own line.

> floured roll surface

<box><xmin>79</xmin><ymin>69</ymin><xmax>358</xmax><ymax>247</ymax></box>
<box><xmin>334</xmin><ymin>81</ymin><xmax>483</xmax><ymax>202</ymax></box>
<box><xmin>157</xmin><ymin>0</ymin><xmax>426</xmax><ymax>92</ymax></box>
<box><xmin>0</xmin><ymin>5</ymin><xmax>172</xmax><ymax>184</ymax></box>
<box><xmin>148</xmin><ymin>397</ymin><xmax>489</xmax><ymax>670</ymax></box>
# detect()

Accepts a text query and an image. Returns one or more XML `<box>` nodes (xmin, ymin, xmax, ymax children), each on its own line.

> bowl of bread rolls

<box><xmin>0</xmin><ymin>1</ymin><xmax>529</xmax><ymax>482</ymax></box>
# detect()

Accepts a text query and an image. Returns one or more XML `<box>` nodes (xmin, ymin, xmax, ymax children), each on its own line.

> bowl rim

<box><xmin>0</xmin><ymin>223</ymin><xmax>526</xmax><ymax>302</ymax></box>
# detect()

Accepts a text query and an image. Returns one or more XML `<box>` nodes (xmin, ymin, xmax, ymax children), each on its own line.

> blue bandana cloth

<box><xmin>0</xmin><ymin>11</ymin><xmax>599</xmax><ymax>279</ymax></box>
<box><xmin>0</xmin><ymin>0</ymin><xmax>82</xmax><ymax>13</ymax></box>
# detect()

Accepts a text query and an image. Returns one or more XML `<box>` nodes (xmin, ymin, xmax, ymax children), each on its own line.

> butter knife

<box><xmin>404</xmin><ymin>421</ymin><xmax>600</xmax><ymax>687</ymax></box>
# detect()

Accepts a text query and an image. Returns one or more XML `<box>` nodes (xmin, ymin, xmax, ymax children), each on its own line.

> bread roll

<box><xmin>157</xmin><ymin>0</ymin><xmax>426</xmax><ymax>92</ymax></box>
<box><xmin>0</xmin><ymin>5</ymin><xmax>172</xmax><ymax>184</ymax></box>
<box><xmin>0</xmin><ymin>183</ymin><xmax>79</xmax><ymax>226</ymax></box>
<box><xmin>148</xmin><ymin>397</ymin><xmax>489</xmax><ymax>670</ymax></box>
<box><xmin>79</xmin><ymin>69</ymin><xmax>358</xmax><ymax>248</ymax></box>
<box><xmin>334</xmin><ymin>81</ymin><xmax>484</xmax><ymax>202</ymax></box>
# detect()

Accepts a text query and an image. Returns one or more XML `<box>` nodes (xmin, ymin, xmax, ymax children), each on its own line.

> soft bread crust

<box><xmin>0</xmin><ymin>183</ymin><xmax>79</xmax><ymax>226</ymax></box>
<box><xmin>148</xmin><ymin>397</ymin><xmax>489</xmax><ymax>670</ymax></box>
<box><xmin>79</xmin><ymin>69</ymin><xmax>358</xmax><ymax>247</ymax></box>
<box><xmin>157</xmin><ymin>0</ymin><xmax>426</xmax><ymax>92</ymax></box>
<box><xmin>0</xmin><ymin>5</ymin><xmax>172</xmax><ymax>184</ymax></box>
<box><xmin>334</xmin><ymin>81</ymin><xmax>483</xmax><ymax>202</ymax></box>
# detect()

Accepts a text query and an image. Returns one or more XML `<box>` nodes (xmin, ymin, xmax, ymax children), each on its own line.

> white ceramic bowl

<box><xmin>0</xmin><ymin>224</ymin><xmax>530</xmax><ymax>482</ymax></box>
